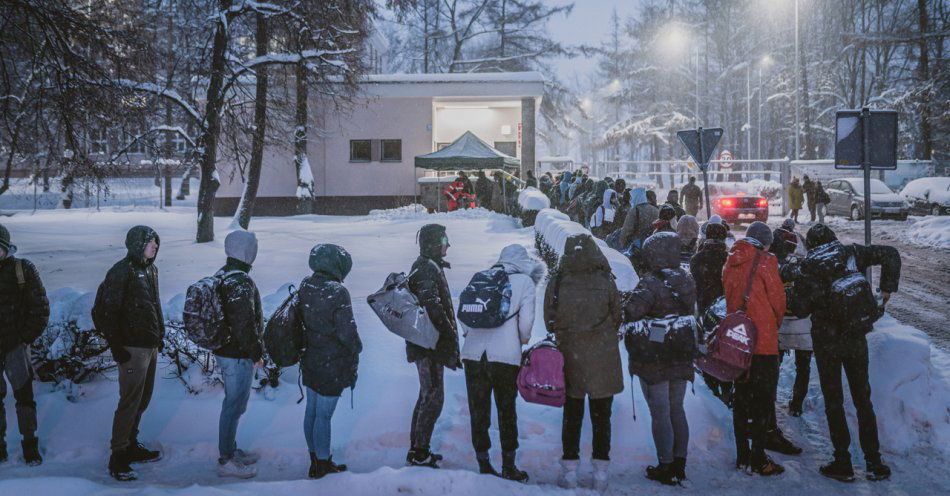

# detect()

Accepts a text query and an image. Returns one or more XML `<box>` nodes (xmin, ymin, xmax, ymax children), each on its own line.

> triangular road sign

<box><xmin>677</xmin><ymin>127</ymin><xmax>724</xmax><ymax>170</ymax></box>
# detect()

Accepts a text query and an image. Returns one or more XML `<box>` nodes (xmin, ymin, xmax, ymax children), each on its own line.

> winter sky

<box><xmin>546</xmin><ymin>0</ymin><xmax>642</xmax><ymax>85</ymax></box>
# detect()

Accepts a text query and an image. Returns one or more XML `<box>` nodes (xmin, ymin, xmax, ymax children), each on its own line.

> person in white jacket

<box><xmin>460</xmin><ymin>244</ymin><xmax>544</xmax><ymax>483</ymax></box>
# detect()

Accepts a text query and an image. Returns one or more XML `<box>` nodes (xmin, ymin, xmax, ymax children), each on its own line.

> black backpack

<box><xmin>810</xmin><ymin>244</ymin><xmax>881</xmax><ymax>335</ymax></box>
<box><xmin>457</xmin><ymin>265</ymin><xmax>514</xmax><ymax>329</ymax></box>
<box><xmin>622</xmin><ymin>271</ymin><xmax>698</xmax><ymax>364</ymax></box>
<box><xmin>264</xmin><ymin>285</ymin><xmax>305</xmax><ymax>367</ymax></box>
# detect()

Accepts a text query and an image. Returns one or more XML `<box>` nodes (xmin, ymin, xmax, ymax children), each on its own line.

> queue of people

<box><xmin>0</xmin><ymin>213</ymin><xmax>901</xmax><ymax>489</ymax></box>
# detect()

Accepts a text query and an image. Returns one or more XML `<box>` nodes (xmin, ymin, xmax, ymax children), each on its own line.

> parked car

<box><xmin>900</xmin><ymin>177</ymin><xmax>950</xmax><ymax>216</ymax></box>
<box><xmin>707</xmin><ymin>182</ymin><xmax>768</xmax><ymax>224</ymax></box>
<box><xmin>825</xmin><ymin>178</ymin><xmax>909</xmax><ymax>221</ymax></box>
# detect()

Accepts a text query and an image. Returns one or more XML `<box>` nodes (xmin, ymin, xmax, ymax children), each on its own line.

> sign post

<box><xmin>677</xmin><ymin>127</ymin><xmax>724</xmax><ymax>220</ymax></box>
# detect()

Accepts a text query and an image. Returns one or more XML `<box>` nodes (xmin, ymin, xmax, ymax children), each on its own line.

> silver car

<box><xmin>825</xmin><ymin>178</ymin><xmax>909</xmax><ymax>221</ymax></box>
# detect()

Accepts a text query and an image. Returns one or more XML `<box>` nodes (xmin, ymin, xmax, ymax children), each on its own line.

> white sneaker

<box><xmin>218</xmin><ymin>458</ymin><xmax>257</xmax><ymax>479</ymax></box>
<box><xmin>592</xmin><ymin>459</ymin><xmax>610</xmax><ymax>493</ymax></box>
<box><xmin>233</xmin><ymin>449</ymin><xmax>259</xmax><ymax>465</ymax></box>
<box><xmin>558</xmin><ymin>459</ymin><xmax>579</xmax><ymax>489</ymax></box>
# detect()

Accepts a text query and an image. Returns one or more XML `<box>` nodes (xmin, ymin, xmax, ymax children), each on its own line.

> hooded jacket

<box><xmin>590</xmin><ymin>188</ymin><xmax>618</xmax><ymax>229</ymax></box>
<box><xmin>475</xmin><ymin>172</ymin><xmax>493</xmax><ymax>204</ymax></box>
<box><xmin>461</xmin><ymin>244</ymin><xmax>544</xmax><ymax>366</ymax></box>
<box><xmin>93</xmin><ymin>226</ymin><xmax>165</xmax><ymax>350</ymax></box>
<box><xmin>544</xmin><ymin>234</ymin><xmax>623</xmax><ymax>399</ymax></box>
<box><xmin>0</xmin><ymin>247</ymin><xmax>49</xmax><ymax>355</ymax></box>
<box><xmin>690</xmin><ymin>236</ymin><xmax>729</xmax><ymax>311</ymax></box>
<box><xmin>213</xmin><ymin>258</ymin><xmax>265</xmax><ymax>362</ymax></box>
<box><xmin>620</xmin><ymin>188</ymin><xmax>659</xmax><ymax>248</ymax></box>
<box><xmin>559</xmin><ymin>171</ymin><xmax>574</xmax><ymax>204</ymax></box>
<box><xmin>788</xmin><ymin>179</ymin><xmax>804</xmax><ymax>210</ymax></box>
<box><xmin>622</xmin><ymin>232</ymin><xmax>697</xmax><ymax>384</ymax></box>
<box><xmin>299</xmin><ymin>244</ymin><xmax>362</xmax><ymax>396</ymax></box>
<box><xmin>407</xmin><ymin>224</ymin><xmax>462</xmax><ymax>369</ymax></box>
<box><xmin>722</xmin><ymin>239</ymin><xmax>786</xmax><ymax>355</ymax></box>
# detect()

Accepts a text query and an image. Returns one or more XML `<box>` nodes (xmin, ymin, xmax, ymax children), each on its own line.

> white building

<box><xmin>214</xmin><ymin>71</ymin><xmax>545</xmax><ymax>215</ymax></box>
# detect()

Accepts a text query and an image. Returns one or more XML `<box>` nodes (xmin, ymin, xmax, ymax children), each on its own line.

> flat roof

<box><xmin>357</xmin><ymin>71</ymin><xmax>546</xmax><ymax>99</ymax></box>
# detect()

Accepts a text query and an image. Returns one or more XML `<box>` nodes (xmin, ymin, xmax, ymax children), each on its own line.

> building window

<box><xmin>381</xmin><ymin>139</ymin><xmax>402</xmax><ymax>162</ymax></box>
<box><xmin>90</xmin><ymin>128</ymin><xmax>108</xmax><ymax>155</ymax></box>
<box><xmin>350</xmin><ymin>139</ymin><xmax>372</xmax><ymax>162</ymax></box>
<box><xmin>494</xmin><ymin>141</ymin><xmax>517</xmax><ymax>157</ymax></box>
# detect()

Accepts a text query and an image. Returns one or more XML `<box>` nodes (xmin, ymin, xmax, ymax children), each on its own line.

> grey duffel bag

<box><xmin>367</xmin><ymin>272</ymin><xmax>440</xmax><ymax>350</ymax></box>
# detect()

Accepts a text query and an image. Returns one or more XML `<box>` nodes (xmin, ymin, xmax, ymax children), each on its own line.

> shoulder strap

<box><xmin>740</xmin><ymin>250</ymin><xmax>763</xmax><ymax>312</ymax></box>
<box><xmin>14</xmin><ymin>259</ymin><xmax>25</xmax><ymax>288</ymax></box>
<box><xmin>657</xmin><ymin>270</ymin><xmax>690</xmax><ymax>315</ymax></box>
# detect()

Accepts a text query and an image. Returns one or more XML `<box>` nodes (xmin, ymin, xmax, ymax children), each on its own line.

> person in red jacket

<box><xmin>722</xmin><ymin>221</ymin><xmax>786</xmax><ymax>476</ymax></box>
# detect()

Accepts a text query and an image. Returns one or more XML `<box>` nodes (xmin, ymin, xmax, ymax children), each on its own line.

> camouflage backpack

<box><xmin>182</xmin><ymin>271</ymin><xmax>241</xmax><ymax>350</ymax></box>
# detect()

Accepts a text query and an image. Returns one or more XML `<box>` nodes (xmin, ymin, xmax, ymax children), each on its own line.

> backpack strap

<box><xmin>14</xmin><ymin>259</ymin><xmax>25</xmax><ymax>289</ymax></box>
<box><xmin>740</xmin><ymin>250</ymin><xmax>764</xmax><ymax>312</ymax></box>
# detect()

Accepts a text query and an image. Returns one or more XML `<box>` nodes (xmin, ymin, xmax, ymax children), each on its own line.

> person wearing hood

<box><xmin>585</xmin><ymin>181</ymin><xmax>610</xmax><ymax>228</ymax></box>
<box><xmin>622</xmin><ymin>232</ymin><xmax>697</xmax><ymax>485</ymax></box>
<box><xmin>675</xmin><ymin>215</ymin><xmax>699</xmax><ymax>264</ymax></box>
<box><xmin>680</xmin><ymin>177</ymin><xmax>703</xmax><ymax>217</ymax></box>
<box><xmin>770</xmin><ymin>227</ymin><xmax>813</xmax><ymax>420</ymax></box>
<box><xmin>815</xmin><ymin>181</ymin><xmax>830</xmax><ymax>224</ymax></box>
<box><xmin>797</xmin><ymin>223</ymin><xmax>900</xmax><ymax>483</ymax></box>
<box><xmin>0</xmin><ymin>224</ymin><xmax>48</xmax><ymax>466</ymax></box>
<box><xmin>788</xmin><ymin>177</ymin><xmax>804</xmax><ymax>223</ymax></box>
<box><xmin>491</xmin><ymin>171</ymin><xmax>508</xmax><ymax>214</ymax></box>
<box><xmin>803</xmin><ymin>175</ymin><xmax>817</xmax><ymax>222</ymax></box>
<box><xmin>525</xmin><ymin>169</ymin><xmax>538</xmax><ymax>189</ymax></box>
<box><xmin>652</xmin><ymin>205</ymin><xmax>678</xmax><ymax>235</ymax></box>
<box><xmin>297</xmin><ymin>243</ymin><xmax>361</xmax><ymax>479</ymax></box>
<box><xmin>619</xmin><ymin>188</ymin><xmax>659</xmax><ymax>252</ymax></box>
<box><xmin>539</xmin><ymin>172</ymin><xmax>553</xmax><ymax>196</ymax></box>
<box><xmin>475</xmin><ymin>171</ymin><xmax>493</xmax><ymax>208</ymax></box>
<box><xmin>92</xmin><ymin>225</ymin><xmax>165</xmax><ymax>481</ymax></box>
<box><xmin>690</xmin><ymin>222</ymin><xmax>730</xmax><ymax>312</ymax></box>
<box><xmin>461</xmin><ymin>244</ymin><xmax>544</xmax><ymax>483</ymax></box>
<box><xmin>214</xmin><ymin>231</ymin><xmax>265</xmax><ymax>479</ymax></box>
<box><xmin>406</xmin><ymin>224</ymin><xmax>461</xmax><ymax>468</ymax></box>
<box><xmin>559</xmin><ymin>171</ymin><xmax>574</xmax><ymax>206</ymax></box>
<box><xmin>590</xmin><ymin>187</ymin><xmax>619</xmax><ymax>239</ymax></box>
<box><xmin>664</xmin><ymin>190</ymin><xmax>686</xmax><ymax>220</ymax></box>
<box><xmin>645</xmin><ymin>189</ymin><xmax>658</xmax><ymax>207</ymax></box>
<box><xmin>544</xmin><ymin>234</ymin><xmax>623</xmax><ymax>492</ymax></box>
<box><xmin>722</xmin><ymin>222</ymin><xmax>786</xmax><ymax>476</ymax></box>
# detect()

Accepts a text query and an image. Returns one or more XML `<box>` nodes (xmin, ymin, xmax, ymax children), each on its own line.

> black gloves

<box><xmin>111</xmin><ymin>345</ymin><xmax>131</xmax><ymax>364</ymax></box>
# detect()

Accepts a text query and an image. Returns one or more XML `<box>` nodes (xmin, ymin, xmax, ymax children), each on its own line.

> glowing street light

<box><xmin>657</xmin><ymin>23</ymin><xmax>689</xmax><ymax>59</ymax></box>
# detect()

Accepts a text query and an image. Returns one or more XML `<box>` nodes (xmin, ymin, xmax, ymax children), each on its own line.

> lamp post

<box><xmin>757</xmin><ymin>55</ymin><xmax>772</xmax><ymax>161</ymax></box>
<box><xmin>794</xmin><ymin>0</ymin><xmax>800</xmax><ymax>160</ymax></box>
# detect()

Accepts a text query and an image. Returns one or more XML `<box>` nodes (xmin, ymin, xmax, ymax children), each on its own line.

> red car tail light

<box><xmin>757</xmin><ymin>198</ymin><xmax>768</xmax><ymax>208</ymax></box>
<box><xmin>720</xmin><ymin>198</ymin><xmax>735</xmax><ymax>208</ymax></box>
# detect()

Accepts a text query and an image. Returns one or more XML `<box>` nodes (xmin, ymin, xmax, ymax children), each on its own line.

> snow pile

<box><xmin>517</xmin><ymin>187</ymin><xmax>550</xmax><ymax>212</ymax></box>
<box><xmin>367</xmin><ymin>205</ymin><xmax>510</xmax><ymax>222</ymax></box>
<box><xmin>534</xmin><ymin>208</ymin><xmax>638</xmax><ymax>291</ymax></box>
<box><xmin>901</xmin><ymin>215</ymin><xmax>950</xmax><ymax>249</ymax></box>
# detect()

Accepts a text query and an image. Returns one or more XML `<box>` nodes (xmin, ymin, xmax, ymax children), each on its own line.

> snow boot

<box><xmin>310</xmin><ymin>456</ymin><xmax>347</xmax><ymax>479</ymax></box>
<box><xmin>866</xmin><ymin>457</ymin><xmax>891</xmax><ymax>481</ymax></box>
<box><xmin>501</xmin><ymin>450</ymin><xmax>528</xmax><ymax>483</ymax></box>
<box><xmin>0</xmin><ymin>443</ymin><xmax>8</xmax><ymax>464</ymax></box>
<box><xmin>672</xmin><ymin>457</ymin><xmax>687</xmax><ymax>481</ymax></box>
<box><xmin>218</xmin><ymin>458</ymin><xmax>257</xmax><ymax>479</ymax></box>
<box><xmin>592</xmin><ymin>459</ymin><xmax>610</xmax><ymax>493</ymax></box>
<box><xmin>126</xmin><ymin>441</ymin><xmax>162</xmax><ymax>463</ymax></box>
<box><xmin>764</xmin><ymin>429</ymin><xmax>802</xmax><ymax>455</ymax></box>
<box><xmin>819</xmin><ymin>457</ymin><xmax>856</xmax><ymax>482</ymax></box>
<box><xmin>109</xmin><ymin>450</ymin><xmax>137</xmax><ymax>481</ymax></box>
<box><xmin>21</xmin><ymin>437</ymin><xmax>42</xmax><ymax>466</ymax></box>
<box><xmin>407</xmin><ymin>448</ymin><xmax>442</xmax><ymax>468</ymax></box>
<box><xmin>751</xmin><ymin>453</ymin><xmax>785</xmax><ymax>476</ymax></box>
<box><xmin>557</xmin><ymin>459</ymin><xmax>579</xmax><ymax>489</ymax></box>
<box><xmin>476</xmin><ymin>452</ymin><xmax>498</xmax><ymax>476</ymax></box>
<box><xmin>645</xmin><ymin>462</ymin><xmax>678</xmax><ymax>486</ymax></box>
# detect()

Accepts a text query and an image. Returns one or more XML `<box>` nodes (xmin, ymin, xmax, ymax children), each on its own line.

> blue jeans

<box><xmin>304</xmin><ymin>388</ymin><xmax>340</xmax><ymax>459</ymax></box>
<box><xmin>218</xmin><ymin>357</ymin><xmax>253</xmax><ymax>460</ymax></box>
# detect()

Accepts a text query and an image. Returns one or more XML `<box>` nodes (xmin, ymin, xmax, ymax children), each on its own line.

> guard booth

<box><xmin>415</xmin><ymin>131</ymin><xmax>520</xmax><ymax>212</ymax></box>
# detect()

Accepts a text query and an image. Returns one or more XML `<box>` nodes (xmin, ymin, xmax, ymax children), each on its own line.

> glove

<box><xmin>111</xmin><ymin>345</ymin><xmax>131</xmax><ymax>364</ymax></box>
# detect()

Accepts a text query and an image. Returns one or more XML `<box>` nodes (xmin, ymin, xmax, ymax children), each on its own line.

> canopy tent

<box><xmin>414</xmin><ymin>131</ymin><xmax>520</xmax><ymax>170</ymax></box>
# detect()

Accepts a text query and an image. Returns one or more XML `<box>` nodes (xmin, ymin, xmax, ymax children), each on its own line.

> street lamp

<box><xmin>758</xmin><ymin>55</ymin><xmax>772</xmax><ymax>160</ymax></box>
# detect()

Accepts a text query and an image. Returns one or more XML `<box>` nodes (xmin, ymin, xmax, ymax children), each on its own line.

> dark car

<box><xmin>708</xmin><ymin>183</ymin><xmax>768</xmax><ymax>224</ymax></box>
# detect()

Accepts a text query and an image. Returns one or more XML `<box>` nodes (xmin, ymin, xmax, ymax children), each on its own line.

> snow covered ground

<box><xmin>0</xmin><ymin>177</ymin><xmax>196</xmax><ymax>211</ymax></box>
<box><xmin>1</xmin><ymin>207</ymin><xmax>949</xmax><ymax>495</ymax></box>
<box><xmin>822</xmin><ymin>215</ymin><xmax>950</xmax><ymax>251</ymax></box>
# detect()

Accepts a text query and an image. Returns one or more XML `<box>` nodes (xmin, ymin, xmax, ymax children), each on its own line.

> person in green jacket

<box><xmin>788</xmin><ymin>177</ymin><xmax>804</xmax><ymax>223</ymax></box>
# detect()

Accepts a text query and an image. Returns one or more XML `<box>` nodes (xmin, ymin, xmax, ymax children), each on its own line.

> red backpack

<box><xmin>696</xmin><ymin>251</ymin><xmax>761</xmax><ymax>382</ymax></box>
<box><xmin>517</xmin><ymin>337</ymin><xmax>566</xmax><ymax>407</ymax></box>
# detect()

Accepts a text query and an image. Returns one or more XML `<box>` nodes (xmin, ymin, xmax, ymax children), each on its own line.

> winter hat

<box><xmin>806</xmin><ymin>223</ymin><xmax>838</xmax><ymax>250</ymax></box>
<box><xmin>676</xmin><ymin>215</ymin><xmax>700</xmax><ymax>240</ymax></box>
<box><xmin>0</xmin><ymin>223</ymin><xmax>15</xmax><ymax>258</ymax></box>
<box><xmin>418</xmin><ymin>224</ymin><xmax>449</xmax><ymax>259</ymax></box>
<box><xmin>705</xmin><ymin>222</ymin><xmax>728</xmax><ymax>241</ymax></box>
<box><xmin>781</xmin><ymin>218</ymin><xmax>797</xmax><ymax>232</ymax></box>
<box><xmin>309</xmin><ymin>243</ymin><xmax>353</xmax><ymax>282</ymax></box>
<box><xmin>745</xmin><ymin>221</ymin><xmax>773</xmax><ymax>247</ymax></box>
<box><xmin>225</xmin><ymin>230</ymin><xmax>258</xmax><ymax>266</ymax></box>
<box><xmin>658</xmin><ymin>204</ymin><xmax>677</xmax><ymax>221</ymax></box>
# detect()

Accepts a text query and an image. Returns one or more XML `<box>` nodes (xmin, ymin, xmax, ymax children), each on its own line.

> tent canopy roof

<box><xmin>415</xmin><ymin>131</ymin><xmax>520</xmax><ymax>170</ymax></box>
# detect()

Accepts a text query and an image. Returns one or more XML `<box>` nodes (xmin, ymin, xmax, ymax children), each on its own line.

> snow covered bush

<box><xmin>31</xmin><ymin>322</ymin><xmax>113</xmax><ymax>390</ymax></box>
<box><xmin>517</xmin><ymin>187</ymin><xmax>551</xmax><ymax>227</ymax></box>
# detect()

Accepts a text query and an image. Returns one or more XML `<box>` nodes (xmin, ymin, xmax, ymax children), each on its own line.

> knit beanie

<box><xmin>225</xmin><ymin>230</ymin><xmax>259</xmax><ymax>266</ymax></box>
<box><xmin>745</xmin><ymin>221</ymin><xmax>773</xmax><ymax>247</ymax></box>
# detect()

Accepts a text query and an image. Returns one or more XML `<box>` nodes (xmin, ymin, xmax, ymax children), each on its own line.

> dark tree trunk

<box><xmin>917</xmin><ymin>0</ymin><xmax>933</xmax><ymax>159</ymax></box>
<box><xmin>235</xmin><ymin>13</ymin><xmax>269</xmax><ymax>230</ymax></box>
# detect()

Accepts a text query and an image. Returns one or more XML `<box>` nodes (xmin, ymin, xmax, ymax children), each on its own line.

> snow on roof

<box><xmin>354</xmin><ymin>72</ymin><xmax>545</xmax><ymax>99</ymax></box>
<box><xmin>537</xmin><ymin>156</ymin><xmax>575</xmax><ymax>163</ymax></box>
<box><xmin>362</xmin><ymin>72</ymin><xmax>545</xmax><ymax>84</ymax></box>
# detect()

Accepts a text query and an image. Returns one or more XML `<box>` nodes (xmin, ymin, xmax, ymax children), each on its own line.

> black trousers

<box><xmin>733</xmin><ymin>355</ymin><xmax>779</xmax><ymax>461</ymax></box>
<box><xmin>562</xmin><ymin>395</ymin><xmax>613</xmax><ymax>461</ymax></box>
<box><xmin>791</xmin><ymin>350</ymin><xmax>813</xmax><ymax>411</ymax></box>
<box><xmin>463</xmin><ymin>354</ymin><xmax>520</xmax><ymax>454</ymax></box>
<box><xmin>410</xmin><ymin>357</ymin><xmax>445</xmax><ymax>451</ymax></box>
<box><xmin>814</xmin><ymin>335</ymin><xmax>880</xmax><ymax>461</ymax></box>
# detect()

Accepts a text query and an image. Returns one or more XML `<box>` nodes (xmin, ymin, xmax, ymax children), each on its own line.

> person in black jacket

<box><xmin>690</xmin><ymin>222</ymin><xmax>729</xmax><ymax>312</ymax></box>
<box><xmin>92</xmin><ymin>225</ymin><xmax>165</xmax><ymax>481</ymax></box>
<box><xmin>213</xmin><ymin>230</ymin><xmax>265</xmax><ymax>479</ymax></box>
<box><xmin>406</xmin><ymin>224</ymin><xmax>461</xmax><ymax>468</ymax></box>
<box><xmin>299</xmin><ymin>243</ymin><xmax>361</xmax><ymax>479</ymax></box>
<box><xmin>664</xmin><ymin>190</ymin><xmax>686</xmax><ymax>220</ymax></box>
<box><xmin>798</xmin><ymin>223</ymin><xmax>899</xmax><ymax>483</ymax></box>
<box><xmin>475</xmin><ymin>171</ymin><xmax>493</xmax><ymax>209</ymax></box>
<box><xmin>0</xmin><ymin>224</ymin><xmax>49</xmax><ymax>466</ymax></box>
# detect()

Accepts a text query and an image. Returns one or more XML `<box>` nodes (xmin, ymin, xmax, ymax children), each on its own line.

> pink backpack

<box><xmin>517</xmin><ymin>339</ymin><xmax>566</xmax><ymax>407</ymax></box>
<box><xmin>696</xmin><ymin>251</ymin><xmax>761</xmax><ymax>382</ymax></box>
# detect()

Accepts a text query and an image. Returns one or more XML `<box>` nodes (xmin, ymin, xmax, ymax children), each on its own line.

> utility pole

<box><xmin>794</xmin><ymin>0</ymin><xmax>800</xmax><ymax>160</ymax></box>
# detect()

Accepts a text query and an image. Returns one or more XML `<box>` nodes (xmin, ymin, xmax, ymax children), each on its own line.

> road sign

<box><xmin>677</xmin><ymin>127</ymin><xmax>723</xmax><ymax>171</ymax></box>
<box><xmin>834</xmin><ymin>109</ymin><xmax>898</xmax><ymax>170</ymax></box>
<box><xmin>718</xmin><ymin>150</ymin><xmax>734</xmax><ymax>170</ymax></box>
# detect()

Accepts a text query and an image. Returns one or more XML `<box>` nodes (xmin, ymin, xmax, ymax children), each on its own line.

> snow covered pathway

<box><xmin>0</xmin><ymin>207</ymin><xmax>948</xmax><ymax>495</ymax></box>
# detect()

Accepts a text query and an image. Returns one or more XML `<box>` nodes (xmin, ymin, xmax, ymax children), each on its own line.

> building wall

<box><xmin>434</xmin><ymin>106</ymin><xmax>521</xmax><ymax>155</ymax></box>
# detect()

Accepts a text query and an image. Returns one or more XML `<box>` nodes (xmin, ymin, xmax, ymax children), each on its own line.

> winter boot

<box><xmin>108</xmin><ymin>450</ymin><xmax>137</xmax><ymax>481</ymax></box>
<box><xmin>750</xmin><ymin>453</ymin><xmax>785</xmax><ymax>476</ymax></box>
<box><xmin>407</xmin><ymin>448</ymin><xmax>441</xmax><ymax>468</ymax></box>
<box><xmin>126</xmin><ymin>441</ymin><xmax>162</xmax><ymax>463</ymax></box>
<box><xmin>865</xmin><ymin>456</ymin><xmax>891</xmax><ymax>481</ymax></box>
<box><xmin>819</xmin><ymin>456</ymin><xmax>856</xmax><ymax>482</ymax></box>
<box><xmin>310</xmin><ymin>456</ymin><xmax>347</xmax><ymax>479</ymax></box>
<box><xmin>672</xmin><ymin>457</ymin><xmax>687</xmax><ymax>481</ymax></box>
<box><xmin>501</xmin><ymin>450</ymin><xmax>528</xmax><ymax>483</ymax></box>
<box><xmin>557</xmin><ymin>459</ymin><xmax>579</xmax><ymax>489</ymax></box>
<box><xmin>21</xmin><ymin>437</ymin><xmax>42</xmax><ymax>466</ymax></box>
<box><xmin>645</xmin><ymin>462</ymin><xmax>678</xmax><ymax>486</ymax></box>
<box><xmin>0</xmin><ymin>443</ymin><xmax>7</xmax><ymax>464</ymax></box>
<box><xmin>475</xmin><ymin>452</ymin><xmax>498</xmax><ymax>476</ymax></box>
<box><xmin>592</xmin><ymin>459</ymin><xmax>610</xmax><ymax>493</ymax></box>
<box><xmin>764</xmin><ymin>429</ymin><xmax>802</xmax><ymax>455</ymax></box>
<box><xmin>218</xmin><ymin>458</ymin><xmax>257</xmax><ymax>479</ymax></box>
